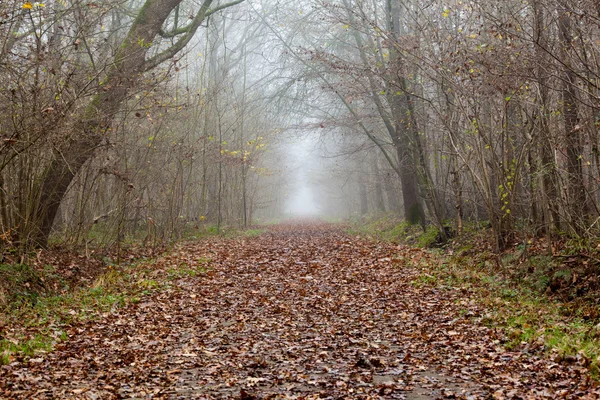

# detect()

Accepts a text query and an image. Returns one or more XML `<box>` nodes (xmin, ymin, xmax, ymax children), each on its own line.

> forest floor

<box><xmin>1</xmin><ymin>222</ymin><xmax>600</xmax><ymax>399</ymax></box>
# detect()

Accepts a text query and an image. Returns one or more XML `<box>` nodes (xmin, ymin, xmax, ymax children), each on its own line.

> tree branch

<box><xmin>158</xmin><ymin>25</ymin><xmax>189</xmax><ymax>38</ymax></box>
<box><xmin>205</xmin><ymin>0</ymin><xmax>245</xmax><ymax>18</ymax></box>
<box><xmin>145</xmin><ymin>0</ymin><xmax>245</xmax><ymax>71</ymax></box>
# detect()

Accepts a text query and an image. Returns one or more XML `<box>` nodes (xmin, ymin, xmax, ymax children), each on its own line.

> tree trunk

<box><xmin>533</xmin><ymin>0</ymin><xmax>561</xmax><ymax>234</ymax></box>
<box><xmin>384</xmin><ymin>172</ymin><xmax>401</xmax><ymax>213</ymax></box>
<box><xmin>385</xmin><ymin>0</ymin><xmax>426</xmax><ymax>226</ymax></box>
<box><xmin>372</xmin><ymin>154</ymin><xmax>386</xmax><ymax>212</ymax></box>
<box><xmin>359</xmin><ymin>177</ymin><xmax>368</xmax><ymax>216</ymax></box>
<box><xmin>559</xmin><ymin>7</ymin><xmax>586</xmax><ymax>232</ymax></box>
<box><xmin>341</xmin><ymin>0</ymin><xmax>424</xmax><ymax>226</ymax></box>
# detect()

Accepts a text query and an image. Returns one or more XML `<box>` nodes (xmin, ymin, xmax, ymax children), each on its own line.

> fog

<box><xmin>285</xmin><ymin>186</ymin><xmax>320</xmax><ymax>216</ymax></box>
<box><xmin>283</xmin><ymin>135</ymin><xmax>321</xmax><ymax>217</ymax></box>
<box><xmin>4</xmin><ymin>0</ymin><xmax>591</xmax><ymax>248</ymax></box>
<box><xmin>3</xmin><ymin>0</ymin><xmax>599</xmax><ymax>393</ymax></box>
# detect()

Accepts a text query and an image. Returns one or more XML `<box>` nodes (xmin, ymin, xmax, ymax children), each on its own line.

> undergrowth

<box><xmin>346</xmin><ymin>214</ymin><xmax>423</xmax><ymax>244</ymax></box>
<box><xmin>0</xmin><ymin>256</ymin><xmax>213</xmax><ymax>365</ymax></box>
<box><xmin>349</xmin><ymin>213</ymin><xmax>600</xmax><ymax>378</ymax></box>
<box><xmin>346</xmin><ymin>213</ymin><xmax>452</xmax><ymax>248</ymax></box>
<box><xmin>440</xmin><ymin>255</ymin><xmax>600</xmax><ymax>379</ymax></box>
<box><xmin>0</xmin><ymin>226</ymin><xmax>261</xmax><ymax>366</ymax></box>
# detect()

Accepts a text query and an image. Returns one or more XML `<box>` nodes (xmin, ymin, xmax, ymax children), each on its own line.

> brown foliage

<box><xmin>1</xmin><ymin>223</ymin><xmax>597</xmax><ymax>398</ymax></box>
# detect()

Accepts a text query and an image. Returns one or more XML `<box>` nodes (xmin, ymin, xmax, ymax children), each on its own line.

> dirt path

<box><xmin>1</xmin><ymin>223</ymin><xmax>598</xmax><ymax>399</ymax></box>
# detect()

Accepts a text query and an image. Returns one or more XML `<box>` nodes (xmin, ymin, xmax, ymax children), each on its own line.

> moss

<box><xmin>417</xmin><ymin>226</ymin><xmax>440</xmax><ymax>248</ymax></box>
<box><xmin>406</xmin><ymin>203</ymin><xmax>423</xmax><ymax>225</ymax></box>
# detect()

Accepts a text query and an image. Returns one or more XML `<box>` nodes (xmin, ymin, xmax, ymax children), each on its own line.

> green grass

<box><xmin>0</xmin><ymin>334</ymin><xmax>54</xmax><ymax>365</ymax></box>
<box><xmin>242</xmin><ymin>229</ymin><xmax>264</xmax><ymax>238</ymax></box>
<box><xmin>0</xmin><ymin>280</ymin><xmax>130</xmax><ymax>365</ymax></box>
<box><xmin>182</xmin><ymin>224</ymin><xmax>264</xmax><ymax>240</ymax></box>
<box><xmin>346</xmin><ymin>213</ymin><xmax>450</xmax><ymax>248</ymax></box>
<box><xmin>349</xmin><ymin>215</ymin><xmax>600</xmax><ymax>378</ymax></box>
<box><xmin>166</xmin><ymin>259</ymin><xmax>209</xmax><ymax>279</ymax></box>
<box><xmin>406</xmin><ymin>250</ymin><xmax>600</xmax><ymax>378</ymax></box>
<box><xmin>346</xmin><ymin>214</ymin><xmax>420</xmax><ymax>243</ymax></box>
<box><xmin>417</xmin><ymin>225</ymin><xmax>440</xmax><ymax>248</ymax></box>
<box><xmin>1</xmin><ymin>221</ymin><xmax>268</xmax><ymax>366</ymax></box>
<box><xmin>0</xmin><ymin>263</ymin><xmax>46</xmax><ymax>306</ymax></box>
<box><xmin>0</xmin><ymin>251</ymin><xmax>213</xmax><ymax>366</ymax></box>
<box><xmin>410</xmin><ymin>273</ymin><xmax>439</xmax><ymax>288</ymax></box>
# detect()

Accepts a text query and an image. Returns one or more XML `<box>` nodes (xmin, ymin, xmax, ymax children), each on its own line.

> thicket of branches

<box><xmin>270</xmin><ymin>0</ymin><xmax>600</xmax><ymax>250</ymax></box>
<box><xmin>0</xmin><ymin>0</ymin><xmax>287</xmax><ymax>251</ymax></box>
<box><xmin>2</xmin><ymin>0</ymin><xmax>600</xmax><ymax>253</ymax></box>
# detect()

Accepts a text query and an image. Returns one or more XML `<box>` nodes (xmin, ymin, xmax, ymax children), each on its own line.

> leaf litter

<box><xmin>1</xmin><ymin>222</ymin><xmax>599</xmax><ymax>399</ymax></box>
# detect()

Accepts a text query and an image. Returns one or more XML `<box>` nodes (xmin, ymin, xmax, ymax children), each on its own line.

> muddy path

<box><xmin>1</xmin><ymin>222</ymin><xmax>597</xmax><ymax>399</ymax></box>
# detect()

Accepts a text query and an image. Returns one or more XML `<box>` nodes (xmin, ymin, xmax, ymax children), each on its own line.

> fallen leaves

<box><xmin>1</xmin><ymin>222</ymin><xmax>599</xmax><ymax>398</ymax></box>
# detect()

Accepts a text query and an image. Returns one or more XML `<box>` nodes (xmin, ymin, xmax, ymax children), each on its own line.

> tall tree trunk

<box><xmin>372</xmin><ymin>153</ymin><xmax>386</xmax><ymax>212</ymax></box>
<box><xmin>533</xmin><ymin>0</ymin><xmax>561</xmax><ymax>234</ymax></box>
<box><xmin>34</xmin><ymin>0</ymin><xmax>186</xmax><ymax>246</ymax></box>
<box><xmin>385</xmin><ymin>0</ymin><xmax>426</xmax><ymax>226</ymax></box>
<box><xmin>559</xmin><ymin>6</ymin><xmax>586</xmax><ymax>232</ymax></box>
<box><xmin>359</xmin><ymin>180</ymin><xmax>369</xmax><ymax>216</ymax></box>
<box><xmin>359</xmin><ymin>161</ymin><xmax>369</xmax><ymax>215</ymax></box>
<box><xmin>341</xmin><ymin>0</ymin><xmax>424</xmax><ymax>226</ymax></box>
<box><xmin>384</xmin><ymin>172</ymin><xmax>401</xmax><ymax>213</ymax></box>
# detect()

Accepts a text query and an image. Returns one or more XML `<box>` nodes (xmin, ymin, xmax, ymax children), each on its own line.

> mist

<box><xmin>282</xmin><ymin>135</ymin><xmax>321</xmax><ymax>217</ymax></box>
<box><xmin>0</xmin><ymin>0</ymin><xmax>597</xmax><ymax>250</ymax></box>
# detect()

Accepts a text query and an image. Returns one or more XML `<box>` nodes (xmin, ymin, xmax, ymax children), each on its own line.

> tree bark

<box><xmin>359</xmin><ymin>180</ymin><xmax>369</xmax><ymax>216</ymax></box>
<box><xmin>559</xmin><ymin>6</ymin><xmax>586</xmax><ymax>232</ymax></box>
<box><xmin>341</xmin><ymin>0</ymin><xmax>424</xmax><ymax>226</ymax></box>
<box><xmin>385</xmin><ymin>0</ymin><xmax>427</xmax><ymax>227</ymax></box>
<box><xmin>533</xmin><ymin>0</ymin><xmax>561</xmax><ymax>234</ymax></box>
<box><xmin>384</xmin><ymin>172</ymin><xmax>401</xmax><ymax>213</ymax></box>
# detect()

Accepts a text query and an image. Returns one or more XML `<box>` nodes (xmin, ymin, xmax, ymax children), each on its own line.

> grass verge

<box><xmin>0</xmin><ymin>224</ymin><xmax>262</xmax><ymax>365</ymax></box>
<box><xmin>349</xmin><ymin>214</ymin><xmax>600</xmax><ymax>378</ymax></box>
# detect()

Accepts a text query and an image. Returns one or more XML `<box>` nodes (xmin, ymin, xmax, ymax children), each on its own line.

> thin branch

<box><xmin>145</xmin><ymin>0</ymin><xmax>245</xmax><ymax>71</ymax></box>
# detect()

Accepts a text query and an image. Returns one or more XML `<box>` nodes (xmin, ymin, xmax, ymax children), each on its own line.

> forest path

<box><xmin>1</xmin><ymin>222</ymin><xmax>596</xmax><ymax>399</ymax></box>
